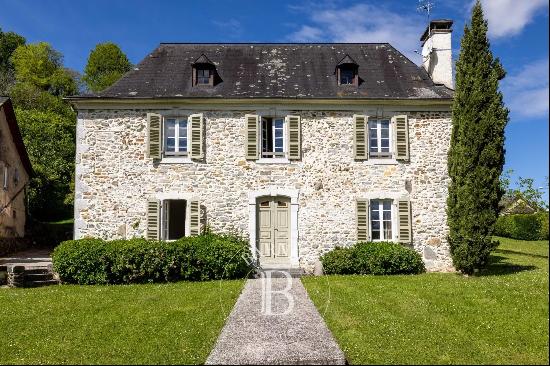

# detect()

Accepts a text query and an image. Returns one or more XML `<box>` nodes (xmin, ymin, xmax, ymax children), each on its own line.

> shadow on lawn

<box><xmin>495</xmin><ymin>248</ymin><xmax>549</xmax><ymax>259</ymax></box>
<box><xmin>478</xmin><ymin>253</ymin><xmax>538</xmax><ymax>277</ymax></box>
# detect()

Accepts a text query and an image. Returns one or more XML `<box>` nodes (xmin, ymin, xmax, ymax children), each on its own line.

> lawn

<box><xmin>303</xmin><ymin>237</ymin><xmax>549</xmax><ymax>365</ymax></box>
<box><xmin>0</xmin><ymin>280</ymin><xmax>244</xmax><ymax>364</ymax></box>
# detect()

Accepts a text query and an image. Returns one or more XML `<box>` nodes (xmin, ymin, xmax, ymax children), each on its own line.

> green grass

<box><xmin>0</xmin><ymin>280</ymin><xmax>244</xmax><ymax>364</ymax></box>
<box><xmin>303</xmin><ymin>237</ymin><xmax>549</xmax><ymax>365</ymax></box>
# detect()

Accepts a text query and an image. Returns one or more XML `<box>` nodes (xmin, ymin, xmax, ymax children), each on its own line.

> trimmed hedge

<box><xmin>494</xmin><ymin>212</ymin><xmax>549</xmax><ymax>241</ymax></box>
<box><xmin>52</xmin><ymin>233</ymin><xmax>253</xmax><ymax>284</ymax></box>
<box><xmin>321</xmin><ymin>242</ymin><xmax>425</xmax><ymax>275</ymax></box>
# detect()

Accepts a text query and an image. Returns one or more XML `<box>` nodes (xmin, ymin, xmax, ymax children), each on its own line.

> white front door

<box><xmin>257</xmin><ymin>197</ymin><xmax>291</xmax><ymax>265</ymax></box>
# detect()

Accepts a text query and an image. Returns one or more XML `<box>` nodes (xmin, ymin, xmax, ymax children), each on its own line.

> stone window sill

<box><xmin>160</xmin><ymin>157</ymin><xmax>193</xmax><ymax>164</ymax></box>
<box><xmin>364</xmin><ymin>158</ymin><xmax>398</xmax><ymax>165</ymax></box>
<box><xmin>256</xmin><ymin>158</ymin><xmax>290</xmax><ymax>164</ymax></box>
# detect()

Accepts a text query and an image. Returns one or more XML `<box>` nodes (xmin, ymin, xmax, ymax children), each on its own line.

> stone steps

<box><xmin>1</xmin><ymin>265</ymin><xmax>59</xmax><ymax>288</ymax></box>
<box><xmin>255</xmin><ymin>267</ymin><xmax>305</xmax><ymax>278</ymax></box>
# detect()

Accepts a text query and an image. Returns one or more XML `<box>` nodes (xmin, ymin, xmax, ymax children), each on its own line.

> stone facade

<box><xmin>0</xmin><ymin>102</ymin><xmax>30</xmax><ymax>238</ymax></box>
<box><xmin>74</xmin><ymin>104</ymin><xmax>453</xmax><ymax>272</ymax></box>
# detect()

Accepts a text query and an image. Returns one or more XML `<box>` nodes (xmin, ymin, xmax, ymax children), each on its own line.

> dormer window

<box><xmin>336</xmin><ymin>54</ymin><xmax>359</xmax><ymax>86</ymax></box>
<box><xmin>192</xmin><ymin>54</ymin><xmax>217</xmax><ymax>87</ymax></box>
<box><xmin>196</xmin><ymin>68</ymin><xmax>212</xmax><ymax>85</ymax></box>
<box><xmin>340</xmin><ymin>68</ymin><xmax>355</xmax><ymax>85</ymax></box>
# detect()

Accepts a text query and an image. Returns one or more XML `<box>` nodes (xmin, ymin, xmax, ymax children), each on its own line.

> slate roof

<box><xmin>0</xmin><ymin>97</ymin><xmax>33</xmax><ymax>176</ymax></box>
<box><xmin>74</xmin><ymin>43</ymin><xmax>453</xmax><ymax>100</ymax></box>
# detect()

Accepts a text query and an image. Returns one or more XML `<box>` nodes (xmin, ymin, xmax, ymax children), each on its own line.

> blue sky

<box><xmin>1</xmin><ymin>0</ymin><xmax>548</xmax><ymax>201</ymax></box>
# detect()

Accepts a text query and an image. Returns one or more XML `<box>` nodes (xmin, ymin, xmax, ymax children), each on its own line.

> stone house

<box><xmin>0</xmin><ymin>97</ymin><xmax>32</xmax><ymax>238</ymax></box>
<box><xmin>69</xmin><ymin>20</ymin><xmax>455</xmax><ymax>272</ymax></box>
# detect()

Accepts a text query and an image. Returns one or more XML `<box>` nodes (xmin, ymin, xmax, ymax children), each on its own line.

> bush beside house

<box><xmin>53</xmin><ymin>233</ymin><xmax>252</xmax><ymax>284</ymax></box>
<box><xmin>321</xmin><ymin>242</ymin><xmax>425</xmax><ymax>275</ymax></box>
<box><xmin>494</xmin><ymin>212</ymin><xmax>549</xmax><ymax>241</ymax></box>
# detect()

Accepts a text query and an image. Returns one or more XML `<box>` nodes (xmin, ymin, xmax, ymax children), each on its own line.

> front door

<box><xmin>257</xmin><ymin>197</ymin><xmax>291</xmax><ymax>265</ymax></box>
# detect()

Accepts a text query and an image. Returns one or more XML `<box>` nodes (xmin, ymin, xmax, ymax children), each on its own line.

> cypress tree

<box><xmin>447</xmin><ymin>0</ymin><xmax>509</xmax><ymax>274</ymax></box>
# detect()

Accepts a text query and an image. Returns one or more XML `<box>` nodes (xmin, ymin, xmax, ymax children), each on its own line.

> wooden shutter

<box><xmin>397</xmin><ymin>199</ymin><xmax>412</xmax><ymax>244</ymax></box>
<box><xmin>189</xmin><ymin>200</ymin><xmax>201</xmax><ymax>236</ymax></box>
<box><xmin>356</xmin><ymin>199</ymin><xmax>370</xmax><ymax>242</ymax></box>
<box><xmin>146</xmin><ymin>199</ymin><xmax>160</xmax><ymax>240</ymax></box>
<box><xmin>393</xmin><ymin>115</ymin><xmax>409</xmax><ymax>161</ymax></box>
<box><xmin>245</xmin><ymin>114</ymin><xmax>259</xmax><ymax>160</ymax></box>
<box><xmin>147</xmin><ymin>113</ymin><xmax>162</xmax><ymax>160</ymax></box>
<box><xmin>189</xmin><ymin>113</ymin><xmax>204</xmax><ymax>160</ymax></box>
<box><xmin>353</xmin><ymin>115</ymin><xmax>368</xmax><ymax>160</ymax></box>
<box><xmin>286</xmin><ymin>115</ymin><xmax>301</xmax><ymax>160</ymax></box>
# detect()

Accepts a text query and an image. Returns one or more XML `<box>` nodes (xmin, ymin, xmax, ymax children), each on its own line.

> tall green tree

<box><xmin>10</xmin><ymin>42</ymin><xmax>78</xmax><ymax>96</ymax></box>
<box><xmin>83</xmin><ymin>42</ymin><xmax>131</xmax><ymax>93</ymax></box>
<box><xmin>8</xmin><ymin>41</ymin><xmax>78</xmax><ymax>221</ymax></box>
<box><xmin>447</xmin><ymin>1</ymin><xmax>509</xmax><ymax>274</ymax></box>
<box><xmin>0</xmin><ymin>28</ymin><xmax>26</xmax><ymax>94</ymax></box>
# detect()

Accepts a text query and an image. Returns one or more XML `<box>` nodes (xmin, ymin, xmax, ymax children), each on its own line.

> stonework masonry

<box><xmin>74</xmin><ymin>106</ymin><xmax>453</xmax><ymax>272</ymax></box>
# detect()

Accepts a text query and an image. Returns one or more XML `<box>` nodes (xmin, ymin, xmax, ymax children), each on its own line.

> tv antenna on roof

<box><xmin>417</xmin><ymin>0</ymin><xmax>435</xmax><ymax>22</ymax></box>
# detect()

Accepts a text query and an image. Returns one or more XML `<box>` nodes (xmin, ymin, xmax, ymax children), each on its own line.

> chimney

<box><xmin>420</xmin><ymin>19</ymin><xmax>453</xmax><ymax>89</ymax></box>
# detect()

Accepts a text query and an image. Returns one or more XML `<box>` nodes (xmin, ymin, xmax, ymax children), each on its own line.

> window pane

<box><xmin>165</xmin><ymin>119</ymin><xmax>176</xmax><ymax>138</ymax></box>
<box><xmin>372</xmin><ymin>230</ymin><xmax>380</xmax><ymax>240</ymax></box>
<box><xmin>383</xmin><ymin>210</ymin><xmax>391</xmax><ymax>220</ymax></box>
<box><xmin>381</xmin><ymin>120</ymin><xmax>390</xmax><ymax>129</ymax></box>
<box><xmin>340</xmin><ymin>68</ymin><xmax>354</xmax><ymax>84</ymax></box>
<box><xmin>166</xmin><ymin>138</ymin><xmax>175</xmax><ymax>152</ymax></box>
<box><xmin>371</xmin><ymin>221</ymin><xmax>380</xmax><ymax>230</ymax></box>
<box><xmin>381</xmin><ymin>138</ymin><xmax>389</xmax><ymax>148</ymax></box>
<box><xmin>370</xmin><ymin>138</ymin><xmax>378</xmax><ymax>149</ymax></box>
<box><xmin>383</xmin><ymin>200</ymin><xmax>392</xmax><ymax>210</ymax></box>
<box><xmin>179</xmin><ymin>121</ymin><xmax>187</xmax><ymax>138</ymax></box>
<box><xmin>179</xmin><ymin>139</ymin><xmax>187</xmax><ymax>151</ymax></box>
<box><xmin>371</xmin><ymin>209</ymin><xmax>379</xmax><ymax>221</ymax></box>
<box><xmin>381</xmin><ymin>127</ymin><xmax>389</xmax><ymax>139</ymax></box>
<box><xmin>383</xmin><ymin>221</ymin><xmax>392</xmax><ymax>240</ymax></box>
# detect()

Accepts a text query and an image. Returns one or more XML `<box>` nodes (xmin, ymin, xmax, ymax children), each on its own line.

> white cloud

<box><xmin>502</xmin><ymin>58</ymin><xmax>549</xmax><ymax>118</ymax></box>
<box><xmin>287</xmin><ymin>3</ymin><xmax>425</xmax><ymax>63</ymax></box>
<box><xmin>481</xmin><ymin>0</ymin><xmax>548</xmax><ymax>38</ymax></box>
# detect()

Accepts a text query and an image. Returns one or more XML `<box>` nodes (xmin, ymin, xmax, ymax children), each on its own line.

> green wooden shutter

<box><xmin>189</xmin><ymin>200</ymin><xmax>200</xmax><ymax>236</ymax></box>
<box><xmin>356</xmin><ymin>199</ymin><xmax>370</xmax><ymax>241</ymax></box>
<box><xmin>393</xmin><ymin>115</ymin><xmax>409</xmax><ymax>161</ymax></box>
<box><xmin>354</xmin><ymin>115</ymin><xmax>368</xmax><ymax>160</ymax></box>
<box><xmin>147</xmin><ymin>113</ymin><xmax>162</xmax><ymax>160</ymax></box>
<box><xmin>146</xmin><ymin>199</ymin><xmax>160</xmax><ymax>240</ymax></box>
<box><xmin>245</xmin><ymin>114</ymin><xmax>259</xmax><ymax>160</ymax></box>
<box><xmin>397</xmin><ymin>199</ymin><xmax>412</xmax><ymax>244</ymax></box>
<box><xmin>286</xmin><ymin>115</ymin><xmax>301</xmax><ymax>160</ymax></box>
<box><xmin>189</xmin><ymin>113</ymin><xmax>204</xmax><ymax>160</ymax></box>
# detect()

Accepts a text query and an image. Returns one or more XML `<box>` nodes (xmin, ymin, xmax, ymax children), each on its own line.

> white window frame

<box><xmin>369</xmin><ymin>198</ymin><xmax>397</xmax><ymax>242</ymax></box>
<box><xmin>163</xmin><ymin>117</ymin><xmax>189</xmax><ymax>157</ymax></box>
<box><xmin>368</xmin><ymin>119</ymin><xmax>393</xmax><ymax>159</ymax></box>
<box><xmin>160</xmin><ymin>199</ymin><xmax>188</xmax><ymax>241</ymax></box>
<box><xmin>260</xmin><ymin>117</ymin><xmax>287</xmax><ymax>159</ymax></box>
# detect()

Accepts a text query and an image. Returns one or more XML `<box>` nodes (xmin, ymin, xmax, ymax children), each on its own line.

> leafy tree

<box><xmin>500</xmin><ymin>169</ymin><xmax>549</xmax><ymax>211</ymax></box>
<box><xmin>7</xmin><ymin>41</ymin><xmax>78</xmax><ymax>220</ymax></box>
<box><xmin>0</xmin><ymin>28</ymin><xmax>26</xmax><ymax>94</ymax></box>
<box><xmin>83</xmin><ymin>42</ymin><xmax>131</xmax><ymax>93</ymax></box>
<box><xmin>447</xmin><ymin>1</ymin><xmax>509</xmax><ymax>274</ymax></box>
<box><xmin>15</xmin><ymin>108</ymin><xmax>75</xmax><ymax>220</ymax></box>
<box><xmin>10</xmin><ymin>42</ymin><xmax>77</xmax><ymax>96</ymax></box>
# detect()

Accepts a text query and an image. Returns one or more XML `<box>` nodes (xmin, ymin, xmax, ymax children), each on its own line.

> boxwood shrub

<box><xmin>52</xmin><ymin>233</ymin><xmax>252</xmax><ymax>285</ymax></box>
<box><xmin>321</xmin><ymin>241</ymin><xmax>425</xmax><ymax>275</ymax></box>
<box><xmin>494</xmin><ymin>212</ymin><xmax>549</xmax><ymax>241</ymax></box>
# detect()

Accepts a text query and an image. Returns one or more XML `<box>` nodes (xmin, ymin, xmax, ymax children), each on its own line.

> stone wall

<box><xmin>74</xmin><ymin>107</ymin><xmax>453</xmax><ymax>272</ymax></box>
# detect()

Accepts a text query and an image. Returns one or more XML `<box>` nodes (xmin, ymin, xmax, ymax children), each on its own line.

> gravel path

<box><xmin>206</xmin><ymin>276</ymin><xmax>346</xmax><ymax>365</ymax></box>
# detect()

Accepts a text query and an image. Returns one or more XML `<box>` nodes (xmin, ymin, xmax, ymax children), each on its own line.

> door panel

<box><xmin>257</xmin><ymin>197</ymin><xmax>291</xmax><ymax>264</ymax></box>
